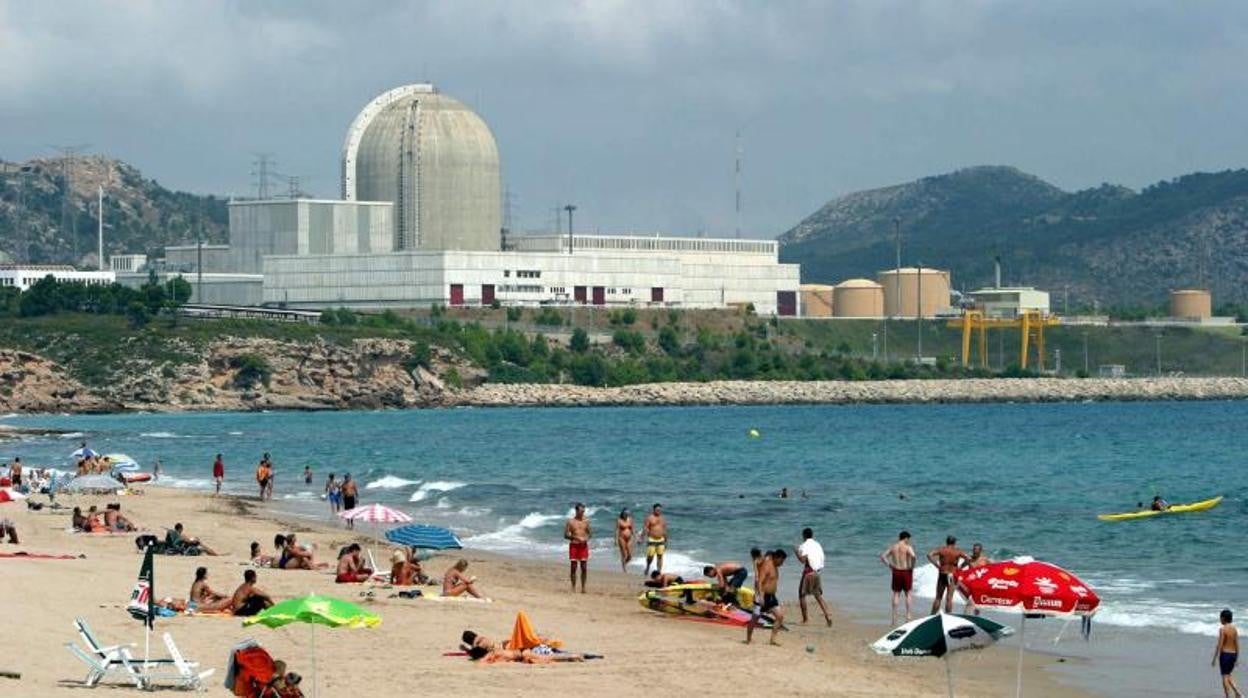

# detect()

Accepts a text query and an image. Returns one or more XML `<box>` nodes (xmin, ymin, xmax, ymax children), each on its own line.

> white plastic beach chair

<box><xmin>138</xmin><ymin>632</ymin><xmax>214</xmax><ymax>691</ymax></box>
<box><xmin>73</xmin><ymin>617</ymin><xmax>176</xmax><ymax>666</ymax></box>
<box><xmin>64</xmin><ymin>641</ymin><xmax>144</xmax><ymax>688</ymax></box>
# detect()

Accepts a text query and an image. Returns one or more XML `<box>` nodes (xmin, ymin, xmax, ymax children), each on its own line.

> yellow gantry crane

<box><xmin>948</xmin><ymin>309</ymin><xmax>1061</xmax><ymax>370</ymax></box>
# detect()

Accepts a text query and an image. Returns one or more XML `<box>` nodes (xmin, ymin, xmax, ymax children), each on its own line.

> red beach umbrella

<box><xmin>956</xmin><ymin>556</ymin><xmax>1099</xmax><ymax>698</ymax></box>
<box><xmin>957</xmin><ymin>556</ymin><xmax>1099</xmax><ymax>616</ymax></box>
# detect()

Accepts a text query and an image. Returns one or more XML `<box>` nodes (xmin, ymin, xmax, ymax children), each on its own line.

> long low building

<box><xmin>263</xmin><ymin>233</ymin><xmax>799</xmax><ymax>314</ymax></box>
<box><xmin>0</xmin><ymin>265</ymin><xmax>114</xmax><ymax>291</ymax></box>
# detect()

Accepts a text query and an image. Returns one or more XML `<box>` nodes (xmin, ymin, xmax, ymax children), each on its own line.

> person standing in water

<box><xmin>303</xmin><ymin>465</ymin><xmax>313</xmax><ymax>486</ymax></box>
<box><xmin>1215</xmin><ymin>609</ymin><xmax>1243</xmax><ymax>698</ymax></box>
<box><xmin>340</xmin><ymin>474</ymin><xmax>359</xmax><ymax>528</ymax></box>
<box><xmin>324</xmin><ymin>473</ymin><xmax>341</xmax><ymax>513</ymax></box>
<box><xmin>928</xmin><ymin>536</ymin><xmax>969</xmax><ymax>615</ymax></box>
<box><xmin>643</xmin><ymin>503</ymin><xmax>668</xmax><ymax>576</ymax></box>
<box><xmin>564</xmin><ymin>503</ymin><xmax>591</xmax><ymax>593</ymax></box>
<box><xmin>615</xmin><ymin>509</ymin><xmax>635</xmax><ymax>572</ymax></box>
<box><xmin>880</xmin><ymin>531</ymin><xmax>916</xmax><ymax>625</ymax></box>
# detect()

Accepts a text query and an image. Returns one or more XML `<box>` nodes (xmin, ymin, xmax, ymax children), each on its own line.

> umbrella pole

<box><xmin>311</xmin><ymin>623</ymin><xmax>317</xmax><ymax>698</ymax></box>
<box><xmin>1015</xmin><ymin>615</ymin><xmax>1025</xmax><ymax>698</ymax></box>
<box><xmin>945</xmin><ymin>652</ymin><xmax>956</xmax><ymax>698</ymax></box>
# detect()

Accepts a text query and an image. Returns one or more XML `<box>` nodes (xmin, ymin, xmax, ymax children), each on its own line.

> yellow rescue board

<box><xmin>1097</xmin><ymin>496</ymin><xmax>1223</xmax><ymax>521</ymax></box>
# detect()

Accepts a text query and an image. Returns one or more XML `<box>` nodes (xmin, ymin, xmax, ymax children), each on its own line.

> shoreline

<box><xmin>5</xmin><ymin>376</ymin><xmax>1248</xmax><ymax>415</ymax></box>
<box><xmin>1</xmin><ymin>486</ymin><xmax>1091</xmax><ymax>697</ymax></box>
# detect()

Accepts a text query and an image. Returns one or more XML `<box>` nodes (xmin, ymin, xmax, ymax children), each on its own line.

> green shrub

<box><xmin>506</xmin><ymin>306</ymin><xmax>523</xmax><ymax>322</ymax></box>
<box><xmin>444</xmin><ymin>367</ymin><xmax>463</xmax><ymax>389</ymax></box>
<box><xmin>533</xmin><ymin>307</ymin><xmax>564</xmax><ymax>326</ymax></box>
<box><xmin>405</xmin><ymin>342</ymin><xmax>432</xmax><ymax>372</ymax></box>
<box><xmin>658</xmin><ymin>326</ymin><xmax>680</xmax><ymax>355</ymax></box>
<box><xmin>570</xmin><ymin>327</ymin><xmax>590</xmax><ymax>353</ymax></box>
<box><xmin>233</xmin><ymin>353</ymin><xmax>272</xmax><ymax>389</ymax></box>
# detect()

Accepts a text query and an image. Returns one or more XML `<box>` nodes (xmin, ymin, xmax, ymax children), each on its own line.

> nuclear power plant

<box><xmin>132</xmin><ymin>83</ymin><xmax>800</xmax><ymax>315</ymax></box>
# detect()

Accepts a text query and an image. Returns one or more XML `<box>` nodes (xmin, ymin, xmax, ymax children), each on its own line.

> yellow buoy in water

<box><xmin>747</xmin><ymin>428</ymin><xmax>761</xmax><ymax>438</ymax></box>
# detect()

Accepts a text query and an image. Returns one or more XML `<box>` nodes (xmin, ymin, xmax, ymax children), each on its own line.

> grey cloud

<box><xmin>2</xmin><ymin>0</ymin><xmax>1245</xmax><ymax>239</ymax></box>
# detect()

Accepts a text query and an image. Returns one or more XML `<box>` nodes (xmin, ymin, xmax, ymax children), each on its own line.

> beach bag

<box><xmin>135</xmin><ymin>534</ymin><xmax>159</xmax><ymax>551</ymax></box>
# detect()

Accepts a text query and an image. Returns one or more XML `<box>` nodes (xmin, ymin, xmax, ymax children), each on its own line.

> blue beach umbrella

<box><xmin>384</xmin><ymin>524</ymin><xmax>463</xmax><ymax>550</ymax></box>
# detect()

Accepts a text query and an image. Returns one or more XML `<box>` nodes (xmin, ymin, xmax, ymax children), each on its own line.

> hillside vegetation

<box><xmin>0</xmin><ymin>155</ymin><xmax>226</xmax><ymax>266</ymax></box>
<box><xmin>779</xmin><ymin>166</ymin><xmax>1248</xmax><ymax>307</ymax></box>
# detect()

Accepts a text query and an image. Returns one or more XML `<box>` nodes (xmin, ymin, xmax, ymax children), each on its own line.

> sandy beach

<box><xmin>0</xmin><ymin>486</ymin><xmax>1093</xmax><ymax>697</ymax></box>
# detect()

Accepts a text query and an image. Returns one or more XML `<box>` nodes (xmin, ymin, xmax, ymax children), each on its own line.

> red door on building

<box><xmin>574</xmin><ymin>286</ymin><xmax>587</xmax><ymax>304</ymax></box>
<box><xmin>592</xmin><ymin>286</ymin><xmax>605</xmax><ymax>306</ymax></box>
<box><xmin>481</xmin><ymin>284</ymin><xmax>495</xmax><ymax>306</ymax></box>
<box><xmin>650</xmin><ymin>287</ymin><xmax>664</xmax><ymax>303</ymax></box>
<box><xmin>449</xmin><ymin>284</ymin><xmax>464</xmax><ymax>306</ymax></box>
<box><xmin>777</xmin><ymin>290</ymin><xmax>797</xmax><ymax>317</ymax></box>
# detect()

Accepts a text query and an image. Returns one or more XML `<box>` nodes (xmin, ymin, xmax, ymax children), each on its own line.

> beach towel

<box><xmin>0</xmin><ymin>551</ymin><xmax>80</xmax><ymax>559</ymax></box>
<box><xmin>508</xmin><ymin>611</ymin><xmax>561</xmax><ymax>651</ymax></box>
<box><xmin>229</xmin><ymin>644</ymin><xmax>275</xmax><ymax>698</ymax></box>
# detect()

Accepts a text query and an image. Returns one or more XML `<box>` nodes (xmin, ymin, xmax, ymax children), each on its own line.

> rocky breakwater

<box><xmin>449</xmin><ymin>376</ymin><xmax>1248</xmax><ymax>408</ymax></box>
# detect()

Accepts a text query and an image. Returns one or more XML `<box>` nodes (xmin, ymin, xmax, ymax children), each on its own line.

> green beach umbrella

<box><xmin>243</xmin><ymin>594</ymin><xmax>380</xmax><ymax>696</ymax></box>
<box><xmin>872</xmin><ymin>613</ymin><xmax>1013</xmax><ymax>697</ymax></box>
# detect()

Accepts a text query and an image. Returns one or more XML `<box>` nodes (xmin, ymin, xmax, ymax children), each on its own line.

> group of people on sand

<box><xmin>878</xmin><ymin>531</ymin><xmax>991</xmax><ymax>624</ymax></box>
<box><xmin>70</xmin><ymin>503</ymin><xmax>139</xmax><ymax>534</ymax></box>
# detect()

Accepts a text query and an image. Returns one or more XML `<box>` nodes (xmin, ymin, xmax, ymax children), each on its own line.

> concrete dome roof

<box><xmin>836</xmin><ymin>278</ymin><xmax>883</xmax><ymax>289</ymax></box>
<box><xmin>342</xmin><ymin>84</ymin><xmax>501</xmax><ymax>252</ymax></box>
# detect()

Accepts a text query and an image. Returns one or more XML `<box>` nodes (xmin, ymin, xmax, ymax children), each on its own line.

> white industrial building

<box><xmin>138</xmin><ymin>83</ymin><xmax>801</xmax><ymax>315</ymax></box>
<box><xmin>966</xmin><ymin>287</ymin><xmax>1051</xmax><ymax>318</ymax></box>
<box><xmin>0</xmin><ymin>265</ymin><xmax>114</xmax><ymax>291</ymax></box>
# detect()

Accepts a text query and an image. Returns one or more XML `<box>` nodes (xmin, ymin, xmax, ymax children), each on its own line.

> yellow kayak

<box><xmin>1097</xmin><ymin>496</ymin><xmax>1223</xmax><ymax>521</ymax></box>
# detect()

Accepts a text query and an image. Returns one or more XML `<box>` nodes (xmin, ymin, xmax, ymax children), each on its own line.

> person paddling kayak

<box><xmin>1151</xmin><ymin>495</ymin><xmax>1170</xmax><ymax>511</ymax></box>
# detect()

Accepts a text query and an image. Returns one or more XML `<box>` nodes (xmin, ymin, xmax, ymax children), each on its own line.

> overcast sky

<box><xmin>3</xmin><ymin>1</ymin><xmax>1246</xmax><ymax>238</ymax></box>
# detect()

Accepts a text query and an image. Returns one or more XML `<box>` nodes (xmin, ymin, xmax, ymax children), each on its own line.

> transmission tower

<box><xmin>251</xmin><ymin>153</ymin><xmax>277</xmax><ymax>199</ymax></box>
<box><xmin>52</xmin><ymin>144</ymin><xmax>89</xmax><ymax>260</ymax></box>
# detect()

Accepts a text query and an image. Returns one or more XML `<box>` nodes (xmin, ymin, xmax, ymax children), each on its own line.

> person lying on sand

<box><xmin>335</xmin><ymin>544</ymin><xmax>373</xmax><ymax>583</ymax></box>
<box><xmin>231</xmin><ymin>569</ymin><xmax>274</xmax><ymax>617</ymax></box>
<box><xmin>250</xmin><ymin>541</ymin><xmax>277</xmax><ymax>568</ymax></box>
<box><xmin>644</xmin><ymin>571</ymin><xmax>685</xmax><ymax>588</ymax></box>
<box><xmin>189</xmin><ymin>566</ymin><xmax>233</xmax><ymax>612</ymax></box>
<box><xmin>442</xmin><ymin>559</ymin><xmax>484</xmax><ymax>598</ymax></box>
<box><xmin>459</xmin><ymin>629</ymin><xmax>587</xmax><ymax>663</ymax></box>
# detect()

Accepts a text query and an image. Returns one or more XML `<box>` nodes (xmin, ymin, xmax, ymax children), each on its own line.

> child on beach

<box><xmin>1215</xmin><ymin>609</ymin><xmax>1243</xmax><ymax>698</ymax></box>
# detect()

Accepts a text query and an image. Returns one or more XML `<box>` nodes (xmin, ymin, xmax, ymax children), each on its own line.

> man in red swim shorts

<box><xmin>564</xmin><ymin>503</ymin><xmax>591</xmax><ymax>593</ymax></box>
<box><xmin>880</xmin><ymin>530</ymin><xmax>916</xmax><ymax>625</ymax></box>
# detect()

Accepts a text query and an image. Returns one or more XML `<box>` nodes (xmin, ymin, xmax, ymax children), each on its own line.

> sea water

<box><xmin>5</xmin><ymin>401</ymin><xmax>1243</xmax><ymax>695</ymax></box>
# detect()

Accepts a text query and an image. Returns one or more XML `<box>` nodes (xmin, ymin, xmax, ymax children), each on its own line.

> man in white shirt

<box><xmin>795</xmin><ymin>527</ymin><xmax>832</xmax><ymax>626</ymax></box>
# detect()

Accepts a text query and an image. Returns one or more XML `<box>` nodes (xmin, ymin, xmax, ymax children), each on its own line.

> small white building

<box><xmin>109</xmin><ymin>254</ymin><xmax>147</xmax><ymax>273</ymax></box>
<box><xmin>966</xmin><ymin>287</ymin><xmax>1051</xmax><ymax>318</ymax></box>
<box><xmin>0</xmin><ymin>265</ymin><xmax>115</xmax><ymax>292</ymax></box>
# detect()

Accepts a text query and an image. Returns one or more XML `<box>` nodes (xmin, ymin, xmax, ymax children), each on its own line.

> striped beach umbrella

<box><xmin>0</xmin><ymin>488</ymin><xmax>27</xmax><ymax>503</ymax></box>
<box><xmin>384</xmin><ymin>523</ymin><xmax>463</xmax><ymax>550</ymax></box>
<box><xmin>872</xmin><ymin>613</ymin><xmax>1013</xmax><ymax>697</ymax></box>
<box><xmin>337</xmin><ymin>503</ymin><xmax>412</xmax><ymax>524</ymax></box>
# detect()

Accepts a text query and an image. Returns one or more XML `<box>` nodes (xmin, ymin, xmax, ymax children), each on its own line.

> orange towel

<box><xmin>507</xmin><ymin>611</ymin><xmax>561</xmax><ymax>651</ymax></box>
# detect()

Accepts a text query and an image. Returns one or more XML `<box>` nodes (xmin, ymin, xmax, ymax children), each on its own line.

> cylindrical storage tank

<box><xmin>833</xmin><ymin>279</ymin><xmax>884</xmax><ymax>318</ymax></box>
<box><xmin>1170</xmin><ymin>289</ymin><xmax>1212</xmax><ymax>320</ymax></box>
<box><xmin>799</xmin><ymin>284</ymin><xmax>835</xmax><ymax>317</ymax></box>
<box><xmin>878</xmin><ymin>267</ymin><xmax>952</xmax><ymax>318</ymax></box>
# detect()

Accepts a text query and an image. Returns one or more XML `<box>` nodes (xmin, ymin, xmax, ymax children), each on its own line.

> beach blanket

<box><xmin>423</xmin><ymin>593</ymin><xmax>493</xmax><ymax>603</ymax></box>
<box><xmin>0</xmin><ymin>551</ymin><xmax>81</xmax><ymax>559</ymax></box>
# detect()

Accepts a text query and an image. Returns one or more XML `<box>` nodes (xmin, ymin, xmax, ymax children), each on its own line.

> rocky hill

<box><xmin>779</xmin><ymin>166</ymin><xmax>1248</xmax><ymax>307</ymax></box>
<box><xmin>0</xmin><ymin>155</ymin><xmax>227</xmax><ymax>266</ymax></box>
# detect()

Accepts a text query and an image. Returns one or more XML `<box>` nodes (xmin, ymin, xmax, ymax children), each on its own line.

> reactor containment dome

<box><xmin>342</xmin><ymin>84</ymin><xmax>501</xmax><ymax>252</ymax></box>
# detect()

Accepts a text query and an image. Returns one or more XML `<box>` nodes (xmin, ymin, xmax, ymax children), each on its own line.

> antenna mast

<box><xmin>735</xmin><ymin>130</ymin><xmax>743</xmax><ymax>239</ymax></box>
